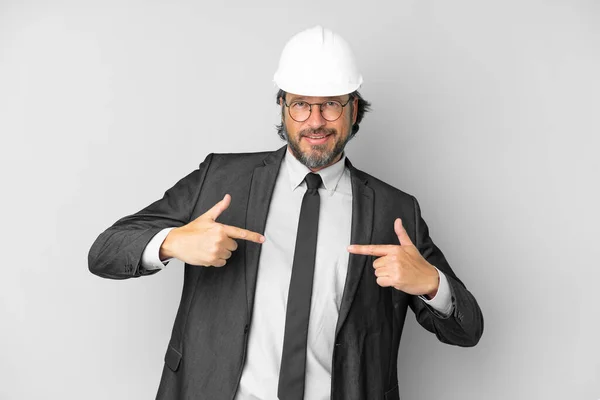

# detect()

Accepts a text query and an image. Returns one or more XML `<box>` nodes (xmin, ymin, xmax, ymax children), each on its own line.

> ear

<box><xmin>279</xmin><ymin>98</ymin><xmax>285</xmax><ymax>121</ymax></box>
<box><xmin>352</xmin><ymin>97</ymin><xmax>359</xmax><ymax>124</ymax></box>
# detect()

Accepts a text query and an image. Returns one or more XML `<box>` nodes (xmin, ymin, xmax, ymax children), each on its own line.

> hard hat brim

<box><xmin>273</xmin><ymin>76</ymin><xmax>363</xmax><ymax>97</ymax></box>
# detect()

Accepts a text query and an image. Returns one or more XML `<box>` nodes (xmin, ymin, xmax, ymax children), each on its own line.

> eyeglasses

<box><xmin>282</xmin><ymin>97</ymin><xmax>353</xmax><ymax>122</ymax></box>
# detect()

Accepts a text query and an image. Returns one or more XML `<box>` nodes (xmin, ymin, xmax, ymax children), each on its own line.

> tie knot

<box><xmin>304</xmin><ymin>173</ymin><xmax>322</xmax><ymax>190</ymax></box>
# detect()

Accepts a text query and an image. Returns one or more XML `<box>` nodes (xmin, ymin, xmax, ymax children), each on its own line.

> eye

<box><xmin>292</xmin><ymin>101</ymin><xmax>308</xmax><ymax>109</ymax></box>
<box><xmin>324</xmin><ymin>101</ymin><xmax>341</xmax><ymax>109</ymax></box>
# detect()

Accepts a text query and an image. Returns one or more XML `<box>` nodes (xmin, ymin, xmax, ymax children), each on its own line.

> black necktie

<box><xmin>278</xmin><ymin>172</ymin><xmax>323</xmax><ymax>400</ymax></box>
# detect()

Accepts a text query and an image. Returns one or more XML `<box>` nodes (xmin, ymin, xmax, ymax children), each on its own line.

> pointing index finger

<box><xmin>347</xmin><ymin>244</ymin><xmax>396</xmax><ymax>256</ymax></box>
<box><xmin>223</xmin><ymin>224</ymin><xmax>265</xmax><ymax>244</ymax></box>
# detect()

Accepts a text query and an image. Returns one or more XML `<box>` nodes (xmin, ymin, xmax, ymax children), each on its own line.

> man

<box><xmin>88</xmin><ymin>25</ymin><xmax>483</xmax><ymax>400</ymax></box>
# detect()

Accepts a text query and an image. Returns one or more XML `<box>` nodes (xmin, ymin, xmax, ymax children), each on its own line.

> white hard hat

<box><xmin>273</xmin><ymin>25</ymin><xmax>363</xmax><ymax>96</ymax></box>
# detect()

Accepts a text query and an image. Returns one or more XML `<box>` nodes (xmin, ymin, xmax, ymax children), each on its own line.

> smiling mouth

<box><xmin>303</xmin><ymin>133</ymin><xmax>332</xmax><ymax>139</ymax></box>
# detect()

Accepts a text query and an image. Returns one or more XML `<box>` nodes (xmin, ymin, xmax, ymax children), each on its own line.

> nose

<box><xmin>304</xmin><ymin>104</ymin><xmax>327</xmax><ymax>129</ymax></box>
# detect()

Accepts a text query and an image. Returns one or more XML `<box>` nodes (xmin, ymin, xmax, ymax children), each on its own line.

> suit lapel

<box><xmin>335</xmin><ymin>158</ymin><xmax>374</xmax><ymax>337</ymax></box>
<box><xmin>244</xmin><ymin>145</ymin><xmax>287</xmax><ymax>318</ymax></box>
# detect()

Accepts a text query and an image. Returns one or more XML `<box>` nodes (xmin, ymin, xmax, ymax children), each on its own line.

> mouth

<box><xmin>302</xmin><ymin>133</ymin><xmax>333</xmax><ymax>145</ymax></box>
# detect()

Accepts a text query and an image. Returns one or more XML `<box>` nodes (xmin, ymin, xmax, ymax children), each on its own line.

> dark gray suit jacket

<box><xmin>88</xmin><ymin>145</ymin><xmax>483</xmax><ymax>400</ymax></box>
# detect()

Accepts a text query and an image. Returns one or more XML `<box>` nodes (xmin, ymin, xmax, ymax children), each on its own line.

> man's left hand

<box><xmin>347</xmin><ymin>218</ymin><xmax>440</xmax><ymax>298</ymax></box>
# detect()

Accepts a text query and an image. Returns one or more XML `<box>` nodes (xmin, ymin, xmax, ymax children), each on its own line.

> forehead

<box><xmin>286</xmin><ymin>93</ymin><xmax>350</xmax><ymax>102</ymax></box>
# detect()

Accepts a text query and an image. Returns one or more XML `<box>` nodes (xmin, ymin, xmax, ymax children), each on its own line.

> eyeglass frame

<box><xmin>281</xmin><ymin>96</ymin><xmax>354</xmax><ymax>122</ymax></box>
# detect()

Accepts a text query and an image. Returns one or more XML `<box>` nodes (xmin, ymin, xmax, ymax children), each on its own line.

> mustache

<box><xmin>300</xmin><ymin>128</ymin><xmax>337</xmax><ymax>137</ymax></box>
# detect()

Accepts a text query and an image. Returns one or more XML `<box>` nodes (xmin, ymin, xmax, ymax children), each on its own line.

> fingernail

<box><xmin>260</xmin><ymin>236</ymin><xmax>266</xmax><ymax>242</ymax></box>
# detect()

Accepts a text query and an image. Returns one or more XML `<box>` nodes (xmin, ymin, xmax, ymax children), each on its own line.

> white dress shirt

<box><xmin>141</xmin><ymin>148</ymin><xmax>453</xmax><ymax>399</ymax></box>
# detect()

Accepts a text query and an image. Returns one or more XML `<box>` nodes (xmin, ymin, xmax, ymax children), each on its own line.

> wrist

<box><xmin>424</xmin><ymin>267</ymin><xmax>440</xmax><ymax>299</ymax></box>
<box><xmin>159</xmin><ymin>228</ymin><xmax>179</xmax><ymax>261</ymax></box>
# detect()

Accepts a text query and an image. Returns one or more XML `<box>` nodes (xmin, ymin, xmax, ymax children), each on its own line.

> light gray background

<box><xmin>1</xmin><ymin>1</ymin><xmax>598</xmax><ymax>399</ymax></box>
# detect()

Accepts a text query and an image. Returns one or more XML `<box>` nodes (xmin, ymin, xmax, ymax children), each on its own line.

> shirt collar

<box><xmin>285</xmin><ymin>146</ymin><xmax>347</xmax><ymax>194</ymax></box>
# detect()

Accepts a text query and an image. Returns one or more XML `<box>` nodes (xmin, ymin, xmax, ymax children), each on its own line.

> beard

<box><xmin>283</xmin><ymin>123</ymin><xmax>352</xmax><ymax>169</ymax></box>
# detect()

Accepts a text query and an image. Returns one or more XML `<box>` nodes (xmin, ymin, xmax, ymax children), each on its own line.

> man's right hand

<box><xmin>159</xmin><ymin>194</ymin><xmax>265</xmax><ymax>267</ymax></box>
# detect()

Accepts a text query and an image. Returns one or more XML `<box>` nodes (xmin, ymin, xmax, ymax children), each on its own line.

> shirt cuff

<box><xmin>141</xmin><ymin>227</ymin><xmax>176</xmax><ymax>270</ymax></box>
<box><xmin>419</xmin><ymin>268</ymin><xmax>453</xmax><ymax>317</ymax></box>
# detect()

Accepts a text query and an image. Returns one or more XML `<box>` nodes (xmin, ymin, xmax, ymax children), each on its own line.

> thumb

<box><xmin>203</xmin><ymin>194</ymin><xmax>231</xmax><ymax>221</ymax></box>
<box><xmin>394</xmin><ymin>218</ymin><xmax>413</xmax><ymax>246</ymax></box>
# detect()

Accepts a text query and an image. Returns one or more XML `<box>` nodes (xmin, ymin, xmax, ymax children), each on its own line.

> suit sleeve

<box><xmin>408</xmin><ymin>196</ymin><xmax>484</xmax><ymax>347</ymax></box>
<box><xmin>87</xmin><ymin>153</ymin><xmax>214</xmax><ymax>280</ymax></box>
